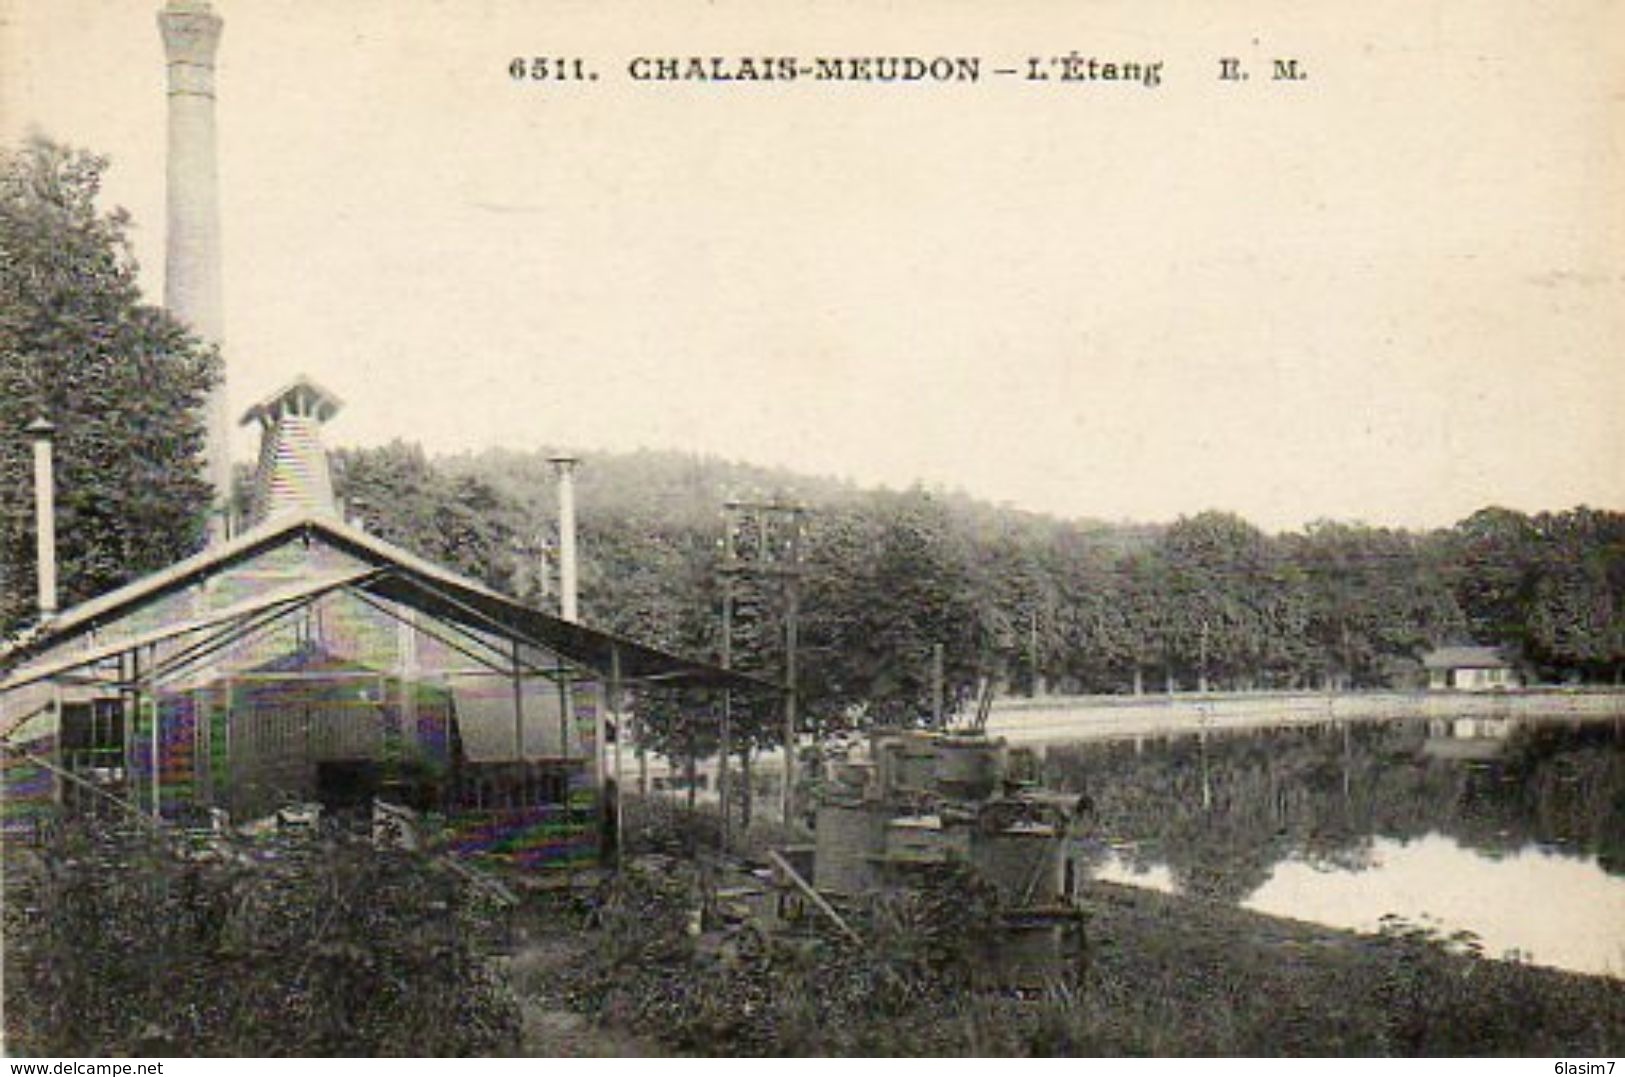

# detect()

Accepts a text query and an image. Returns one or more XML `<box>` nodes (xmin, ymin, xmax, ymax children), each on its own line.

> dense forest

<box><xmin>320</xmin><ymin>442</ymin><xmax>1625</xmax><ymax>745</ymax></box>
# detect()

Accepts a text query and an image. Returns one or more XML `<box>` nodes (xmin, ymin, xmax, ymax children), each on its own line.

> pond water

<box><xmin>1041</xmin><ymin>715</ymin><xmax>1625</xmax><ymax>978</ymax></box>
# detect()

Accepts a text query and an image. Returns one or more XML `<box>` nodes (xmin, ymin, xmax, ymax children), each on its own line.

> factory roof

<box><xmin>0</xmin><ymin>510</ymin><xmax>765</xmax><ymax>700</ymax></box>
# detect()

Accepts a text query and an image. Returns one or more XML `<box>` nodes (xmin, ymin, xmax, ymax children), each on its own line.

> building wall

<box><xmin>1451</xmin><ymin>666</ymin><xmax>1516</xmax><ymax>691</ymax></box>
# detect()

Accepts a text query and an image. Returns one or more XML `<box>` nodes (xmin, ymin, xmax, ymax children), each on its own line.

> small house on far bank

<box><xmin>1421</xmin><ymin>645</ymin><xmax>1520</xmax><ymax>692</ymax></box>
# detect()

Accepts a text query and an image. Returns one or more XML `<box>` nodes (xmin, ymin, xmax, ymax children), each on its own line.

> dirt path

<box><xmin>505</xmin><ymin>937</ymin><xmax>665</xmax><ymax>1057</ymax></box>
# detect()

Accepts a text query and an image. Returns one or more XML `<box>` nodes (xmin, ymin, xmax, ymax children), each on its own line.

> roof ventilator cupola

<box><xmin>240</xmin><ymin>376</ymin><xmax>343</xmax><ymax>527</ymax></box>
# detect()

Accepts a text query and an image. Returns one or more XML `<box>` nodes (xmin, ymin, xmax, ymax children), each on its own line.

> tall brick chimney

<box><xmin>158</xmin><ymin>1</ymin><xmax>230</xmax><ymax>542</ymax></box>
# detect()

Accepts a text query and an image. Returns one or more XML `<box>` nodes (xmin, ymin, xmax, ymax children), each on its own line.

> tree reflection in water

<box><xmin>1044</xmin><ymin>717</ymin><xmax>1625</xmax><ymax>906</ymax></box>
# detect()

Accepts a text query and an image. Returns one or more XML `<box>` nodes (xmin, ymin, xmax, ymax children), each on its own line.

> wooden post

<box><xmin>636</xmin><ymin>708</ymin><xmax>649</xmax><ymax>797</ymax></box>
<box><xmin>719</xmin><ymin>565</ymin><xmax>733</xmax><ymax>855</ymax></box>
<box><xmin>556</xmin><ymin>657</ymin><xmax>572</xmax><ymax>760</ymax></box>
<box><xmin>511</xmin><ymin>639</ymin><xmax>525</xmax><ymax>761</ymax></box>
<box><xmin>610</xmin><ymin>644</ymin><xmax>624</xmax><ymax>868</ymax></box>
<box><xmin>120</xmin><ymin>649</ymin><xmax>135</xmax><ymax>804</ymax></box>
<box><xmin>1199</xmin><ymin>727</ymin><xmax>1212</xmax><ymax>811</ymax></box>
<box><xmin>1029</xmin><ymin>607</ymin><xmax>1040</xmax><ymax>697</ymax></box>
<box><xmin>781</xmin><ymin>511</ymin><xmax>801</xmax><ymax>828</ymax></box>
<box><xmin>194</xmin><ymin>682</ymin><xmax>209</xmax><ymax>807</ymax></box>
<box><xmin>143</xmin><ymin>646</ymin><xmax>159</xmax><ymax>819</ymax></box>
<box><xmin>589</xmin><ymin>668</ymin><xmax>605</xmax><ymax>787</ymax></box>
<box><xmin>47</xmin><ymin>680</ymin><xmax>63</xmax><ymax>807</ymax></box>
<box><xmin>931</xmin><ymin>643</ymin><xmax>944</xmax><ymax>728</ymax></box>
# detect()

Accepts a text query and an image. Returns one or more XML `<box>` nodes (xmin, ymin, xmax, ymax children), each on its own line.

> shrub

<box><xmin>2</xmin><ymin>819</ymin><xmax>521</xmax><ymax>1056</ymax></box>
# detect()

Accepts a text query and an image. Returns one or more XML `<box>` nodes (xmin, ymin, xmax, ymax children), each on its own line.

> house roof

<box><xmin>0</xmin><ymin>512</ymin><xmax>766</xmax><ymax>695</ymax></box>
<box><xmin>240</xmin><ymin>374</ymin><xmax>344</xmax><ymax>427</ymax></box>
<box><xmin>1421</xmin><ymin>645</ymin><xmax>1513</xmax><ymax>670</ymax></box>
<box><xmin>0</xmin><ymin>568</ymin><xmax>375</xmax><ymax>697</ymax></box>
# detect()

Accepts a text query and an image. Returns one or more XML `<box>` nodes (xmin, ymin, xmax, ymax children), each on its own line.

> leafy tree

<box><xmin>1523</xmin><ymin>508</ymin><xmax>1625</xmax><ymax>681</ymax></box>
<box><xmin>801</xmin><ymin>491</ymin><xmax>989</xmax><ymax>726</ymax></box>
<box><xmin>1285</xmin><ymin>522</ymin><xmax>1466</xmax><ymax>688</ymax></box>
<box><xmin>1156</xmin><ymin>512</ymin><xmax>1303</xmax><ymax>690</ymax></box>
<box><xmin>0</xmin><ymin>139</ymin><xmax>219</xmax><ymax>638</ymax></box>
<box><xmin>1442</xmin><ymin>507</ymin><xmax>1541</xmax><ymax>649</ymax></box>
<box><xmin>330</xmin><ymin>441</ymin><xmax>522</xmax><ymax>594</ymax></box>
<box><xmin>1115</xmin><ymin>546</ymin><xmax>1176</xmax><ymax>693</ymax></box>
<box><xmin>1045</xmin><ymin>528</ymin><xmax>1135</xmax><ymax>693</ymax></box>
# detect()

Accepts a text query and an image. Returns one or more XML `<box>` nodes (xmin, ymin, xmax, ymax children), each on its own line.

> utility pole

<box><xmin>783</xmin><ymin>515</ymin><xmax>801</xmax><ymax>826</ymax></box>
<box><xmin>1198</xmin><ymin>616</ymin><xmax>1210</xmax><ymax>694</ymax></box>
<box><xmin>1028</xmin><ymin>606</ymin><xmax>1040</xmax><ymax>698</ymax></box>
<box><xmin>719</xmin><ymin>499</ymin><xmax>807</xmax><ymax>829</ymax></box>
<box><xmin>718</xmin><ymin>525</ymin><xmax>735</xmax><ymax>854</ymax></box>
<box><xmin>931</xmin><ymin>643</ymin><xmax>944</xmax><ymax>728</ymax></box>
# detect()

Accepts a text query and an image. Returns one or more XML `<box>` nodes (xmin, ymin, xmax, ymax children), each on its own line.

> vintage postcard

<box><xmin>1</xmin><ymin>0</ymin><xmax>1621</xmax><ymax>1062</ymax></box>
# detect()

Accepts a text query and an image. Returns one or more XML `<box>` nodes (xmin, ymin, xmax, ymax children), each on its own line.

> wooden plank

<box><xmin>767</xmin><ymin>847</ymin><xmax>862</xmax><ymax>946</ymax></box>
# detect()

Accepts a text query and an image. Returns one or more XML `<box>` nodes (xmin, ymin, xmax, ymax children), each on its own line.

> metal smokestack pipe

<box><xmin>27</xmin><ymin>418</ymin><xmax>58</xmax><ymax>619</ymax></box>
<box><xmin>548</xmin><ymin>456</ymin><xmax>580</xmax><ymax>622</ymax></box>
<box><xmin>158</xmin><ymin>1</ymin><xmax>230</xmax><ymax>544</ymax></box>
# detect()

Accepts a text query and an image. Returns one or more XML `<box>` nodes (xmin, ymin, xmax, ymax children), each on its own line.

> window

<box><xmin>59</xmin><ymin>698</ymin><xmax>124</xmax><ymax>760</ymax></box>
<box><xmin>59</xmin><ymin>697</ymin><xmax>126</xmax><ymax>815</ymax></box>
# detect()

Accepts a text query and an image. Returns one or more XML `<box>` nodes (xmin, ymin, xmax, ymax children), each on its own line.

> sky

<box><xmin>1</xmin><ymin>0</ymin><xmax>1621</xmax><ymax>533</ymax></box>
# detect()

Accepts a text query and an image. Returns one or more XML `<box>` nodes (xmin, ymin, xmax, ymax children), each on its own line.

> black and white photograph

<box><xmin>1</xmin><ymin>0</ymin><xmax>1622</xmax><ymax>1061</ymax></box>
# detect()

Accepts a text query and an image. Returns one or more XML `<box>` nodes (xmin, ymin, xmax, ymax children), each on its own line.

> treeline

<box><xmin>11</xmin><ymin>136</ymin><xmax>1616</xmax><ymax>727</ymax></box>
<box><xmin>329</xmin><ymin>443</ymin><xmax>1625</xmax><ymax>736</ymax></box>
<box><xmin>5</xmin><ymin>137</ymin><xmax>1621</xmax><ymax>716</ymax></box>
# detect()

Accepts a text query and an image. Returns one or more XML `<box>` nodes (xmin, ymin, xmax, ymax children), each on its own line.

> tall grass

<box><xmin>2</xmin><ymin>819</ymin><xmax>521</xmax><ymax>1056</ymax></box>
<box><xmin>519</xmin><ymin>806</ymin><xmax>1625</xmax><ymax>1057</ymax></box>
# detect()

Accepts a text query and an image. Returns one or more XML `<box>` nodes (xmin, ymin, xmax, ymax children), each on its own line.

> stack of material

<box><xmin>807</xmin><ymin>728</ymin><xmax>1086</xmax><ymax>985</ymax></box>
<box><xmin>813</xmin><ymin>730</ymin><xmax>1077</xmax><ymax>899</ymax></box>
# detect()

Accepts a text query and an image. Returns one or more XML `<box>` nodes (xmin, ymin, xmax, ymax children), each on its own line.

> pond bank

<box><xmin>509</xmin><ymin>857</ymin><xmax>1624</xmax><ymax>1056</ymax></box>
<box><xmin>988</xmin><ymin>688</ymin><xmax>1625</xmax><ymax>745</ymax></box>
<box><xmin>1074</xmin><ymin>878</ymin><xmax>1625</xmax><ymax>1055</ymax></box>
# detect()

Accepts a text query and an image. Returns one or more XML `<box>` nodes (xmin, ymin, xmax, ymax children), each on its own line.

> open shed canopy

<box><xmin>1</xmin><ymin>512</ymin><xmax>767</xmax><ymax>739</ymax></box>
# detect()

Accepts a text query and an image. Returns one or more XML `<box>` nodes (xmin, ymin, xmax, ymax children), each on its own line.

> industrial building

<box><xmin>0</xmin><ymin>2</ymin><xmax>751</xmax><ymax>866</ymax></box>
<box><xmin>0</xmin><ymin>376</ymin><xmax>749</xmax><ymax>863</ymax></box>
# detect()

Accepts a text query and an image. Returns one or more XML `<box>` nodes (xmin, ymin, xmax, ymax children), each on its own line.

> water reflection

<box><xmin>1045</xmin><ymin>715</ymin><xmax>1625</xmax><ymax>977</ymax></box>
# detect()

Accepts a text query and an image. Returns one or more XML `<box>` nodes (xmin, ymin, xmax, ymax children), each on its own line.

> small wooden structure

<box><xmin>1422</xmin><ymin>645</ymin><xmax>1519</xmax><ymax>692</ymax></box>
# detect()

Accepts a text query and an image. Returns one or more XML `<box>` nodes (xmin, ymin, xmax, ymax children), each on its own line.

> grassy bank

<box><xmin>1074</xmin><ymin>880</ymin><xmax>1622</xmax><ymax>1055</ymax></box>
<box><xmin>10</xmin><ymin>812</ymin><xmax>1615</xmax><ymax>1056</ymax></box>
<box><xmin>513</xmin><ymin>855</ymin><xmax>1625</xmax><ymax>1056</ymax></box>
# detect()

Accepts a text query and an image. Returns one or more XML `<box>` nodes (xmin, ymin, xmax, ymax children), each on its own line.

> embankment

<box><xmin>987</xmin><ymin>688</ymin><xmax>1625</xmax><ymax>745</ymax></box>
